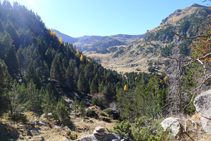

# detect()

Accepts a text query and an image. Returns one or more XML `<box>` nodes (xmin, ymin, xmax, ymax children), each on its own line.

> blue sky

<box><xmin>7</xmin><ymin>0</ymin><xmax>209</xmax><ymax>37</ymax></box>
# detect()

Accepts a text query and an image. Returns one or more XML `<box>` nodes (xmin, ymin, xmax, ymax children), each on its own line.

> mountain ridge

<box><xmin>82</xmin><ymin>3</ymin><xmax>211</xmax><ymax>73</ymax></box>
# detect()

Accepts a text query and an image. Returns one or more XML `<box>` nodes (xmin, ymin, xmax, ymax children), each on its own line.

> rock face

<box><xmin>161</xmin><ymin>117</ymin><xmax>181</xmax><ymax>138</ymax></box>
<box><xmin>194</xmin><ymin>89</ymin><xmax>211</xmax><ymax>134</ymax></box>
<box><xmin>65</xmin><ymin>126</ymin><xmax>132</xmax><ymax>141</ymax></box>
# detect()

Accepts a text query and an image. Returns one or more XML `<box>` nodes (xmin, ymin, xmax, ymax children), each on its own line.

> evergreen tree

<box><xmin>72</xmin><ymin>96</ymin><xmax>79</xmax><ymax>118</ymax></box>
<box><xmin>25</xmin><ymin>60</ymin><xmax>36</xmax><ymax>84</ymax></box>
<box><xmin>90</xmin><ymin>76</ymin><xmax>98</xmax><ymax>95</ymax></box>
<box><xmin>6</xmin><ymin>20</ymin><xmax>20</xmax><ymax>49</ymax></box>
<box><xmin>42</xmin><ymin>61</ymin><xmax>49</xmax><ymax>82</ymax></box>
<box><xmin>42</xmin><ymin>83</ymin><xmax>56</xmax><ymax>119</ymax></box>
<box><xmin>8</xmin><ymin>80</ymin><xmax>24</xmax><ymax>114</ymax></box>
<box><xmin>5</xmin><ymin>46</ymin><xmax>18</xmax><ymax>78</ymax></box>
<box><xmin>77</xmin><ymin>71</ymin><xmax>89</xmax><ymax>94</ymax></box>
<box><xmin>16</xmin><ymin>45</ymin><xmax>24</xmax><ymax>79</ymax></box>
<box><xmin>26</xmin><ymin>79</ymin><xmax>39</xmax><ymax>112</ymax></box>
<box><xmin>98</xmin><ymin>81</ymin><xmax>104</xmax><ymax>93</ymax></box>
<box><xmin>0</xmin><ymin>19</ymin><xmax>4</xmax><ymax>32</ymax></box>
<box><xmin>79</xmin><ymin>101</ymin><xmax>85</xmax><ymax>117</ymax></box>
<box><xmin>55</xmin><ymin>98</ymin><xmax>70</xmax><ymax>124</ymax></box>
<box><xmin>0</xmin><ymin>60</ymin><xmax>12</xmax><ymax>116</ymax></box>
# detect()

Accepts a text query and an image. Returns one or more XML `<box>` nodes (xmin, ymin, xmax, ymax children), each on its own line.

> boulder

<box><xmin>32</xmin><ymin>136</ymin><xmax>44</xmax><ymax>141</ymax></box>
<box><xmin>95</xmin><ymin>127</ymin><xmax>105</xmax><ymax>132</ymax></box>
<box><xmin>41</xmin><ymin>113</ymin><xmax>53</xmax><ymax>119</ymax></box>
<box><xmin>65</xmin><ymin>133</ymin><xmax>132</xmax><ymax>141</ymax></box>
<box><xmin>65</xmin><ymin>126</ymin><xmax>132</xmax><ymax>141</ymax></box>
<box><xmin>199</xmin><ymin>115</ymin><xmax>211</xmax><ymax>134</ymax></box>
<box><xmin>194</xmin><ymin>89</ymin><xmax>211</xmax><ymax>134</ymax></box>
<box><xmin>27</xmin><ymin>129</ymin><xmax>40</xmax><ymax>136</ymax></box>
<box><xmin>93</xmin><ymin>127</ymin><xmax>105</xmax><ymax>139</ymax></box>
<box><xmin>161</xmin><ymin>117</ymin><xmax>181</xmax><ymax>138</ymax></box>
<box><xmin>194</xmin><ymin>89</ymin><xmax>211</xmax><ymax>118</ymax></box>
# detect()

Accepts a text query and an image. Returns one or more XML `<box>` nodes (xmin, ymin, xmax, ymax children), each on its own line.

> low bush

<box><xmin>86</xmin><ymin>109</ymin><xmax>98</xmax><ymax>118</ymax></box>
<box><xmin>9</xmin><ymin>113</ymin><xmax>28</xmax><ymax>124</ymax></box>
<box><xmin>102</xmin><ymin>117</ymin><xmax>110</xmax><ymax>122</ymax></box>
<box><xmin>103</xmin><ymin>108</ymin><xmax>120</xmax><ymax>120</ymax></box>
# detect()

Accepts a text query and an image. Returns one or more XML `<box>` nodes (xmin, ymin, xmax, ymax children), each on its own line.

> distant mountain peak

<box><xmin>160</xmin><ymin>3</ymin><xmax>208</xmax><ymax>25</ymax></box>
<box><xmin>190</xmin><ymin>3</ymin><xmax>207</xmax><ymax>8</ymax></box>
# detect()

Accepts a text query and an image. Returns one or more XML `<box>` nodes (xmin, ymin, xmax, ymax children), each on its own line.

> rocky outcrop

<box><xmin>65</xmin><ymin>126</ymin><xmax>132</xmax><ymax>141</ymax></box>
<box><xmin>194</xmin><ymin>89</ymin><xmax>211</xmax><ymax>134</ymax></box>
<box><xmin>161</xmin><ymin>117</ymin><xmax>181</xmax><ymax>139</ymax></box>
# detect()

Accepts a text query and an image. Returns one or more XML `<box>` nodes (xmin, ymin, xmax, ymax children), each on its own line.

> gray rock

<box><xmin>194</xmin><ymin>89</ymin><xmax>211</xmax><ymax>119</ymax></box>
<box><xmin>161</xmin><ymin>117</ymin><xmax>181</xmax><ymax>138</ymax></box>
<box><xmin>54</xmin><ymin>125</ymin><xmax>61</xmax><ymax>129</ymax></box>
<box><xmin>41</xmin><ymin>113</ymin><xmax>45</xmax><ymax>119</ymax></box>
<box><xmin>194</xmin><ymin>89</ymin><xmax>211</xmax><ymax>134</ymax></box>
<box><xmin>41</xmin><ymin>113</ymin><xmax>53</xmax><ymax>118</ymax></box>
<box><xmin>95</xmin><ymin>127</ymin><xmax>105</xmax><ymax>132</ymax></box>
<box><xmin>32</xmin><ymin>136</ymin><xmax>44</xmax><ymax>141</ymax></box>
<box><xmin>65</xmin><ymin>133</ymin><xmax>132</xmax><ymax>141</ymax></box>
<box><xmin>199</xmin><ymin>114</ymin><xmax>211</xmax><ymax>134</ymax></box>
<box><xmin>27</xmin><ymin>129</ymin><xmax>40</xmax><ymax>136</ymax></box>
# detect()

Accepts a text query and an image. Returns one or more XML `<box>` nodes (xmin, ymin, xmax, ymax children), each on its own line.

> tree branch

<box><xmin>172</xmin><ymin>31</ymin><xmax>211</xmax><ymax>39</ymax></box>
<box><xmin>184</xmin><ymin>73</ymin><xmax>211</xmax><ymax>110</ymax></box>
<box><xmin>181</xmin><ymin>52</ymin><xmax>211</xmax><ymax>68</ymax></box>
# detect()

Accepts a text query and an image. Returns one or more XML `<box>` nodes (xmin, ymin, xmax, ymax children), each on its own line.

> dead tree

<box><xmin>164</xmin><ymin>31</ymin><xmax>211</xmax><ymax>116</ymax></box>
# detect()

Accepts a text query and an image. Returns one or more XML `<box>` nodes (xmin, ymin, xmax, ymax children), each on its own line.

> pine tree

<box><xmin>42</xmin><ymin>83</ymin><xmax>56</xmax><ymax>119</ymax></box>
<box><xmin>5</xmin><ymin>46</ymin><xmax>18</xmax><ymax>78</ymax></box>
<box><xmin>98</xmin><ymin>81</ymin><xmax>104</xmax><ymax>93</ymax></box>
<box><xmin>16</xmin><ymin>45</ymin><xmax>24</xmax><ymax>79</ymax></box>
<box><xmin>26</xmin><ymin>79</ymin><xmax>39</xmax><ymax>112</ymax></box>
<box><xmin>0</xmin><ymin>19</ymin><xmax>4</xmax><ymax>32</ymax></box>
<box><xmin>90</xmin><ymin>77</ymin><xmax>98</xmax><ymax>95</ymax></box>
<box><xmin>79</xmin><ymin>101</ymin><xmax>85</xmax><ymax>117</ymax></box>
<box><xmin>55</xmin><ymin>98</ymin><xmax>70</xmax><ymax>124</ymax></box>
<box><xmin>25</xmin><ymin>60</ymin><xmax>36</xmax><ymax>83</ymax></box>
<box><xmin>72</xmin><ymin>96</ymin><xmax>79</xmax><ymax>118</ymax></box>
<box><xmin>0</xmin><ymin>60</ymin><xmax>12</xmax><ymax>116</ymax></box>
<box><xmin>8</xmin><ymin>80</ymin><xmax>24</xmax><ymax>114</ymax></box>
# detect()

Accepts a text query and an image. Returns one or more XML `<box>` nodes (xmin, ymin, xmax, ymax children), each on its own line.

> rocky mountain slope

<box><xmin>83</xmin><ymin>3</ymin><xmax>210</xmax><ymax>73</ymax></box>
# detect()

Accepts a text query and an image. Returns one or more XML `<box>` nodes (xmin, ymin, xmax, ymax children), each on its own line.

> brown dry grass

<box><xmin>0</xmin><ymin>108</ymin><xmax>116</xmax><ymax>141</ymax></box>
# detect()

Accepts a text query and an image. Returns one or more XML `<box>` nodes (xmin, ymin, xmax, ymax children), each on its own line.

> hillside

<box><xmin>1</xmin><ymin>1</ymin><xmax>211</xmax><ymax>141</ymax></box>
<box><xmin>84</xmin><ymin>3</ymin><xmax>210</xmax><ymax>73</ymax></box>
<box><xmin>52</xmin><ymin>29</ymin><xmax>78</xmax><ymax>44</ymax></box>
<box><xmin>53</xmin><ymin>29</ymin><xmax>145</xmax><ymax>52</ymax></box>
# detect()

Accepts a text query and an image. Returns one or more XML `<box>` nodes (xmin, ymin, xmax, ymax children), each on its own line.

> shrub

<box><xmin>103</xmin><ymin>108</ymin><xmax>112</xmax><ymax>114</ymax></box>
<box><xmin>82</xmin><ymin>116</ymin><xmax>89</xmax><ymax>119</ymax></box>
<box><xmin>91</xmin><ymin>93</ymin><xmax>106</xmax><ymax>108</ymax></box>
<box><xmin>100</xmin><ymin>112</ymin><xmax>107</xmax><ymax>116</ymax></box>
<box><xmin>69</xmin><ymin>134</ymin><xmax>78</xmax><ymax>140</ymax></box>
<box><xmin>148</xmin><ymin>66</ymin><xmax>155</xmax><ymax>72</ymax></box>
<box><xmin>103</xmin><ymin>108</ymin><xmax>120</xmax><ymax>120</ymax></box>
<box><xmin>9</xmin><ymin>114</ymin><xmax>28</xmax><ymax>124</ymax></box>
<box><xmin>102</xmin><ymin>117</ymin><xmax>110</xmax><ymax>122</ymax></box>
<box><xmin>113</xmin><ymin>120</ymin><xmax>131</xmax><ymax>137</ymax></box>
<box><xmin>86</xmin><ymin>109</ymin><xmax>97</xmax><ymax>118</ymax></box>
<box><xmin>132</xmin><ymin>117</ymin><xmax>165</xmax><ymax>141</ymax></box>
<box><xmin>67</xmin><ymin>130</ymin><xmax>71</xmax><ymax>135</ymax></box>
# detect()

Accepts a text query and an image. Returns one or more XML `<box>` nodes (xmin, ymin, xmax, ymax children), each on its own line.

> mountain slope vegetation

<box><xmin>86</xmin><ymin>3</ymin><xmax>211</xmax><ymax>73</ymax></box>
<box><xmin>0</xmin><ymin>1</ymin><xmax>208</xmax><ymax>140</ymax></box>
